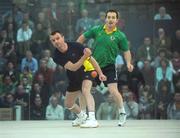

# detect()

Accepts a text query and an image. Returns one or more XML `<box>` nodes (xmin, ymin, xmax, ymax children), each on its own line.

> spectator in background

<box><xmin>167</xmin><ymin>93</ymin><xmax>180</xmax><ymax>120</ymax></box>
<box><xmin>45</xmin><ymin>95</ymin><xmax>64</xmax><ymax>120</ymax></box>
<box><xmin>123</xmin><ymin>91</ymin><xmax>139</xmax><ymax>120</ymax></box>
<box><xmin>20</xmin><ymin>76</ymin><xmax>32</xmax><ymax>94</ymax></box>
<box><xmin>153</xmin><ymin>49</ymin><xmax>168</xmax><ymax>69</ymax></box>
<box><xmin>35</xmin><ymin>11</ymin><xmax>51</xmax><ymax>33</ymax></box>
<box><xmin>136</xmin><ymin>37</ymin><xmax>156</xmax><ymax>64</ymax></box>
<box><xmin>34</xmin><ymin>58</ymin><xmax>54</xmax><ymax>86</ymax></box>
<box><xmin>96</xmin><ymin>93</ymin><xmax>118</xmax><ymax>120</ymax></box>
<box><xmin>52</xmin><ymin>65</ymin><xmax>68</xmax><ymax>96</ymax></box>
<box><xmin>33</xmin><ymin>74</ymin><xmax>52</xmax><ymax>107</ymax></box>
<box><xmin>154</xmin><ymin>28</ymin><xmax>171</xmax><ymax>54</ymax></box>
<box><xmin>155</xmin><ymin>58</ymin><xmax>174</xmax><ymax>93</ymax></box>
<box><xmin>42</xmin><ymin>49</ymin><xmax>57</xmax><ymax>71</ymax></box>
<box><xmin>75</xmin><ymin>9</ymin><xmax>94</xmax><ymax>36</ymax></box>
<box><xmin>22</xmin><ymin>12</ymin><xmax>35</xmax><ymax>31</ymax></box>
<box><xmin>94</xmin><ymin>11</ymin><xmax>106</xmax><ymax>26</ymax></box>
<box><xmin>1</xmin><ymin>92</ymin><xmax>15</xmax><ymax>108</ymax></box>
<box><xmin>154</xmin><ymin>6</ymin><xmax>172</xmax><ymax>20</ymax></box>
<box><xmin>171</xmin><ymin>51</ymin><xmax>180</xmax><ymax>85</ymax></box>
<box><xmin>4</xmin><ymin>61</ymin><xmax>19</xmax><ymax>85</ymax></box>
<box><xmin>139</xmin><ymin>59</ymin><xmax>155</xmax><ymax>87</ymax></box>
<box><xmin>20</xmin><ymin>50</ymin><xmax>38</xmax><ymax>75</ymax></box>
<box><xmin>139</xmin><ymin>85</ymin><xmax>155</xmax><ymax>119</ymax></box>
<box><xmin>19</xmin><ymin>66</ymin><xmax>33</xmax><ymax>86</ymax></box>
<box><xmin>0</xmin><ymin>75</ymin><xmax>17</xmax><ymax>96</ymax></box>
<box><xmin>16</xmin><ymin>21</ymin><xmax>32</xmax><ymax>58</ymax></box>
<box><xmin>31</xmin><ymin>23</ymin><xmax>48</xmax><ymax>60</ymax></box>
<box><xmin>156</xmin><ymin>81</ymin><xmax>172</xmax><ymax>119</ymax></box>
<box><xmin>30</xmin><ymin>96</ymin><xmax>45</xmax><ymax>120</ymax></box>
<box><xmin>0</xmin><ymin>49</ymin><xmax>7</xmax><ymax>75</ymax></box>
<box><xmin>14</xmin><ymin>84</ymin><xmax>30</xmax><ymax>120</ymax></box>
<box><xmin>64</xmin><ymin>1</ymin><xmax>78</xmax><ymax>41</ymax></box>
<box><xmin>47</xmin><ymin>1</ymin><xmax>62</xmax><ymax>31</ymax></box>
<box><xmin>6</xmin><ymin>23</ymin><xmax>16</xmax><ymax>42</ymax></box>
<box><xmin>172</xmin><ymin>29</ymin><xmax>180</xmax><ymax>53</ymax></box>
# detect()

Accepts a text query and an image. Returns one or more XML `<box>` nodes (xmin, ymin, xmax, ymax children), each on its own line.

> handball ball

<box><xmin>91</xmin><ymin>71</ymin><xmax>97</xmax><ymax>78</ymax></box>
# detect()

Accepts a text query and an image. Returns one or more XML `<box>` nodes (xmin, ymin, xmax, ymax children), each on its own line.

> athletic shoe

<box><xmin>118</xmin><ymin>113</ymin><xmax>127</xmax><ymax>126</ymax></box>
<box><xmin>72</xmin><ymin>113</ymin><xmax>87</xmax><ymax>127</ymax></box>
<box><xmin>80</xmin><ymin>118</ymin><xmax>99</xmax><ymax>128</ymax></box>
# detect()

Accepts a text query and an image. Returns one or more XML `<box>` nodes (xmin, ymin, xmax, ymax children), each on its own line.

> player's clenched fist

<box><xmin>83</xmin><ymin>48</ymin><xmax>92</xmax><ymax>58</ymax></box>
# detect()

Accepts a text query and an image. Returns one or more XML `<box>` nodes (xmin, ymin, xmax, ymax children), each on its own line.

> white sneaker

<box><xmin>118</xmin><ymin>113</ymin><xmax>127</xmax><ymax>126</ymax></box>
<box><xmin>80</xmin><ymin>118</ymin><xmax>99</xmax><ymax>128</ymax></box>
<box><xmin>72</xmin><ymin>113</ymin><xmax>87</xmax><ymax>127</ymax></box>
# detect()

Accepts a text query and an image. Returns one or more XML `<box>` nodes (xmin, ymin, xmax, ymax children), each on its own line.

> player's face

<box><xmin>105</xmin><ymin>12</ymin><xmax>118</xmax><ymax>28</ymax></box>
<box><xmin>50</xmin><ymin>33</ymin><xmax>67</xmax><ymax>52</ymax></box>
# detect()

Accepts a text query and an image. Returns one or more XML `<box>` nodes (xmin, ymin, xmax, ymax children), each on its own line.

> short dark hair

<box><xmin>50</xmin><ymin>30</ymin><xmax>61</xmax><ymax>36</ymax></box>
<box><xmin>105</xmin><ymin>9</ymin><xmax>119</xmax><ymax>19</ymax></box>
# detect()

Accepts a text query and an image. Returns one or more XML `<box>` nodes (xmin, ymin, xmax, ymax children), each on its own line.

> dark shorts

<box><xmin>96</xmin><ymin>64</ymin><xmax>118</xmax><ymax>86</ymax></box>
<box><xmin>67</xmin><ymin>70</ymin><xmax>95</xmax><ymax>92</ymax></box>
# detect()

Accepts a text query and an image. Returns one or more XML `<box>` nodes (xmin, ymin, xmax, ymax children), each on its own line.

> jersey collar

<box><xmin>103</xmin><ymin>25</ymin><xmax>117</xmax><ymax>34</ymax></box>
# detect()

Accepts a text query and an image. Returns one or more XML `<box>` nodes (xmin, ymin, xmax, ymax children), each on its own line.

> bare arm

<box><xmin>64</xmin><ymin>48</ymin><xmax>91</xmax><ymax>71</ymax></box>
<box><xmin>90</xmin><ymin>57</ymin><xmax>103</xmax><ymax>76</ymax></box>
<box><xmin>77</xmin><ymin>34</ymin><xmax>86</xmax><ymax>44</ymax></box>
<box><xmin>90</xmin><ymin>56</ymin><xmax>107</xmax><ymax>81</ymax></box>
<box><xmin>123</xmin><ymin>50</ymin><xmax>134</xmax><ymax>72</ymax></box>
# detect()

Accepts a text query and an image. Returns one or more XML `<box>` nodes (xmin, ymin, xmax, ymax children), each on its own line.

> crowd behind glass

<box><xmin>0</xmin><ymin>0</ymin><xmax>179</xmax><ymax>120</ymax></box>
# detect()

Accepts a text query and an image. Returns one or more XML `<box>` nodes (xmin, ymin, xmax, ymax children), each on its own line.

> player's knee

<box><xmin>64</xmin><ymin>102</ymin><xmax>75</xmax><ymax>110</ymax></box>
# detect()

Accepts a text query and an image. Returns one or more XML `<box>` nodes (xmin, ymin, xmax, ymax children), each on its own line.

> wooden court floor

<box><xmin>0</xmin><ymin>120</ymin><xmax>179</xmax><ymax>138</ymax></box>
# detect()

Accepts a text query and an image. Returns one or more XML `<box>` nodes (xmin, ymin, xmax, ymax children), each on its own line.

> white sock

<box><xmin>77</xmin><ymin>110</ymin><xmax>84</xmax><ymax>118</ymax></box>
<box><xmin>119</xmin><ymin>107</ymin><xmax>126</xmax><ymax>114</ymax></box>
<box><xmin>88</xmin><ymin>112</ymin><xmax>95</xmax><ymax>120</ymax></box>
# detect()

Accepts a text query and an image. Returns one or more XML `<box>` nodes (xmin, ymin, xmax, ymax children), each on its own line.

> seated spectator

<box><xmin>136</xmin><ymin>37</ymin><xmax>156</xmax><ymax>63</ymax></box>
<box><xmin>139</xmin><ymin>59</ymin><xmax>155</xmax><ymax>87</ymax></box>
<box><xmin>0</xmin><ymin>74</ymin><xmax>17</xmax><ymax>96</ymax></box>
<box><xmin>172</xmin><ymin>29</ymin><xmax>180</xmax><ymax>53</ymax></box>
<box><xmin>14</xmin><ymin>84</ymin><xmax>30</xmax><ymax>120</ymax></box>
<box><xmin>19</xmin><ymin>66</ymin><xmax>33</xmax><ymax>85</ymax></box>
<box><xmin>139</xmin><ymin>85</ymin><xmax>155</xmax><ymax>119</ymax></box>
<box><xmin>155</xmin><ymin>58</ymin><xmax>174</xmax><ymax>93</ymax></box>
<box><xmin>156</xmin><ymin>81</ymin><xmax>173</xmax><ymax>119</ymax></box>
<box><xmin>96</xmin><ymin>93</ymin><xmax>118</xmax><ymax>120</ymax></box>
<box><xmin>30</xmin><ymin>95</ymin><xmax>45</xmax><ymax>120</ymax></box>
<box><xmin>1</xmin><ymin>92</ymin><xmax>15</xmax><ymax>108</ymax></box>
<box><xmin>94</xmin><ymin>11</ymin><xmax>106</xmax><ymax>26</ymax></box>
<box><xmin>64</xmin><ymin>1</ymin><xmax>78</xmax><ymax>41</ymax></box>
<box><xmin>154</xmin><ymin>28</ymin><xmax>171</xmax><ymax>54</ymax></box>
<box><xmin>20</xmin><ymin>50</ymin><xmax>38</xmax><ymax>75</ymax></box>
<box><xmin>0</xmin><ymin>50</ymin><xmax>7</xmax><ymax>75</ymax></box>
<box><xmin>20</xmin><ymin>76</ymin><xmax>32</xmax><ymax>94</ymax></box>
<box><xmin>16</xmin><ymin>21</ymin><xmax>32</xmax><ymax>58</ymax></box>
<box><xmin>52</xmin><ymin>65</ymin><xmax>68</xmax><ymax>96</ymax></box>
<box><xmin>45</xmin><ymin>95</ymin><xmax>64</xmax><ymax>120</ymax></box>
<box><xmin>31</xmin><ymin>23</ymin><xmax>48</xmax><ymax>60</ymax></box>
<box><xmin>75</xmin><ymin>9</ymin><xmax>94</xmax><ymax>36</ymax></box>
<box><xmin>3</xmin><ymin>61</ymin><xmax>19</xmax><ymax>85</ymax></box>
<box><xmin>171</xmin><ymin>51</ymin><xmax>180</xmax><ymax>85</ymax></box>
<box><xmin>42</xmin><ymin>49</ymin><xmax>57</xmax><ymax>71</ymax></box>
<box><xmin>123</xmin><ymin>91</ymin><xmax>139</xmax><ymax>119</ymax></box>
<box><xmin>34</xmin><ymin>58</ymin><xmax>54</xmax><ymax>85</ymax></box>
<box><xmin>154</xmin><ymin>6</ymin><xmax>172</xmax><ymax>20</ymax></box>
<box><xmin>167</xmin><ymin>93</ymin><xmax>180</xmax><ymax>119</ymax></box>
